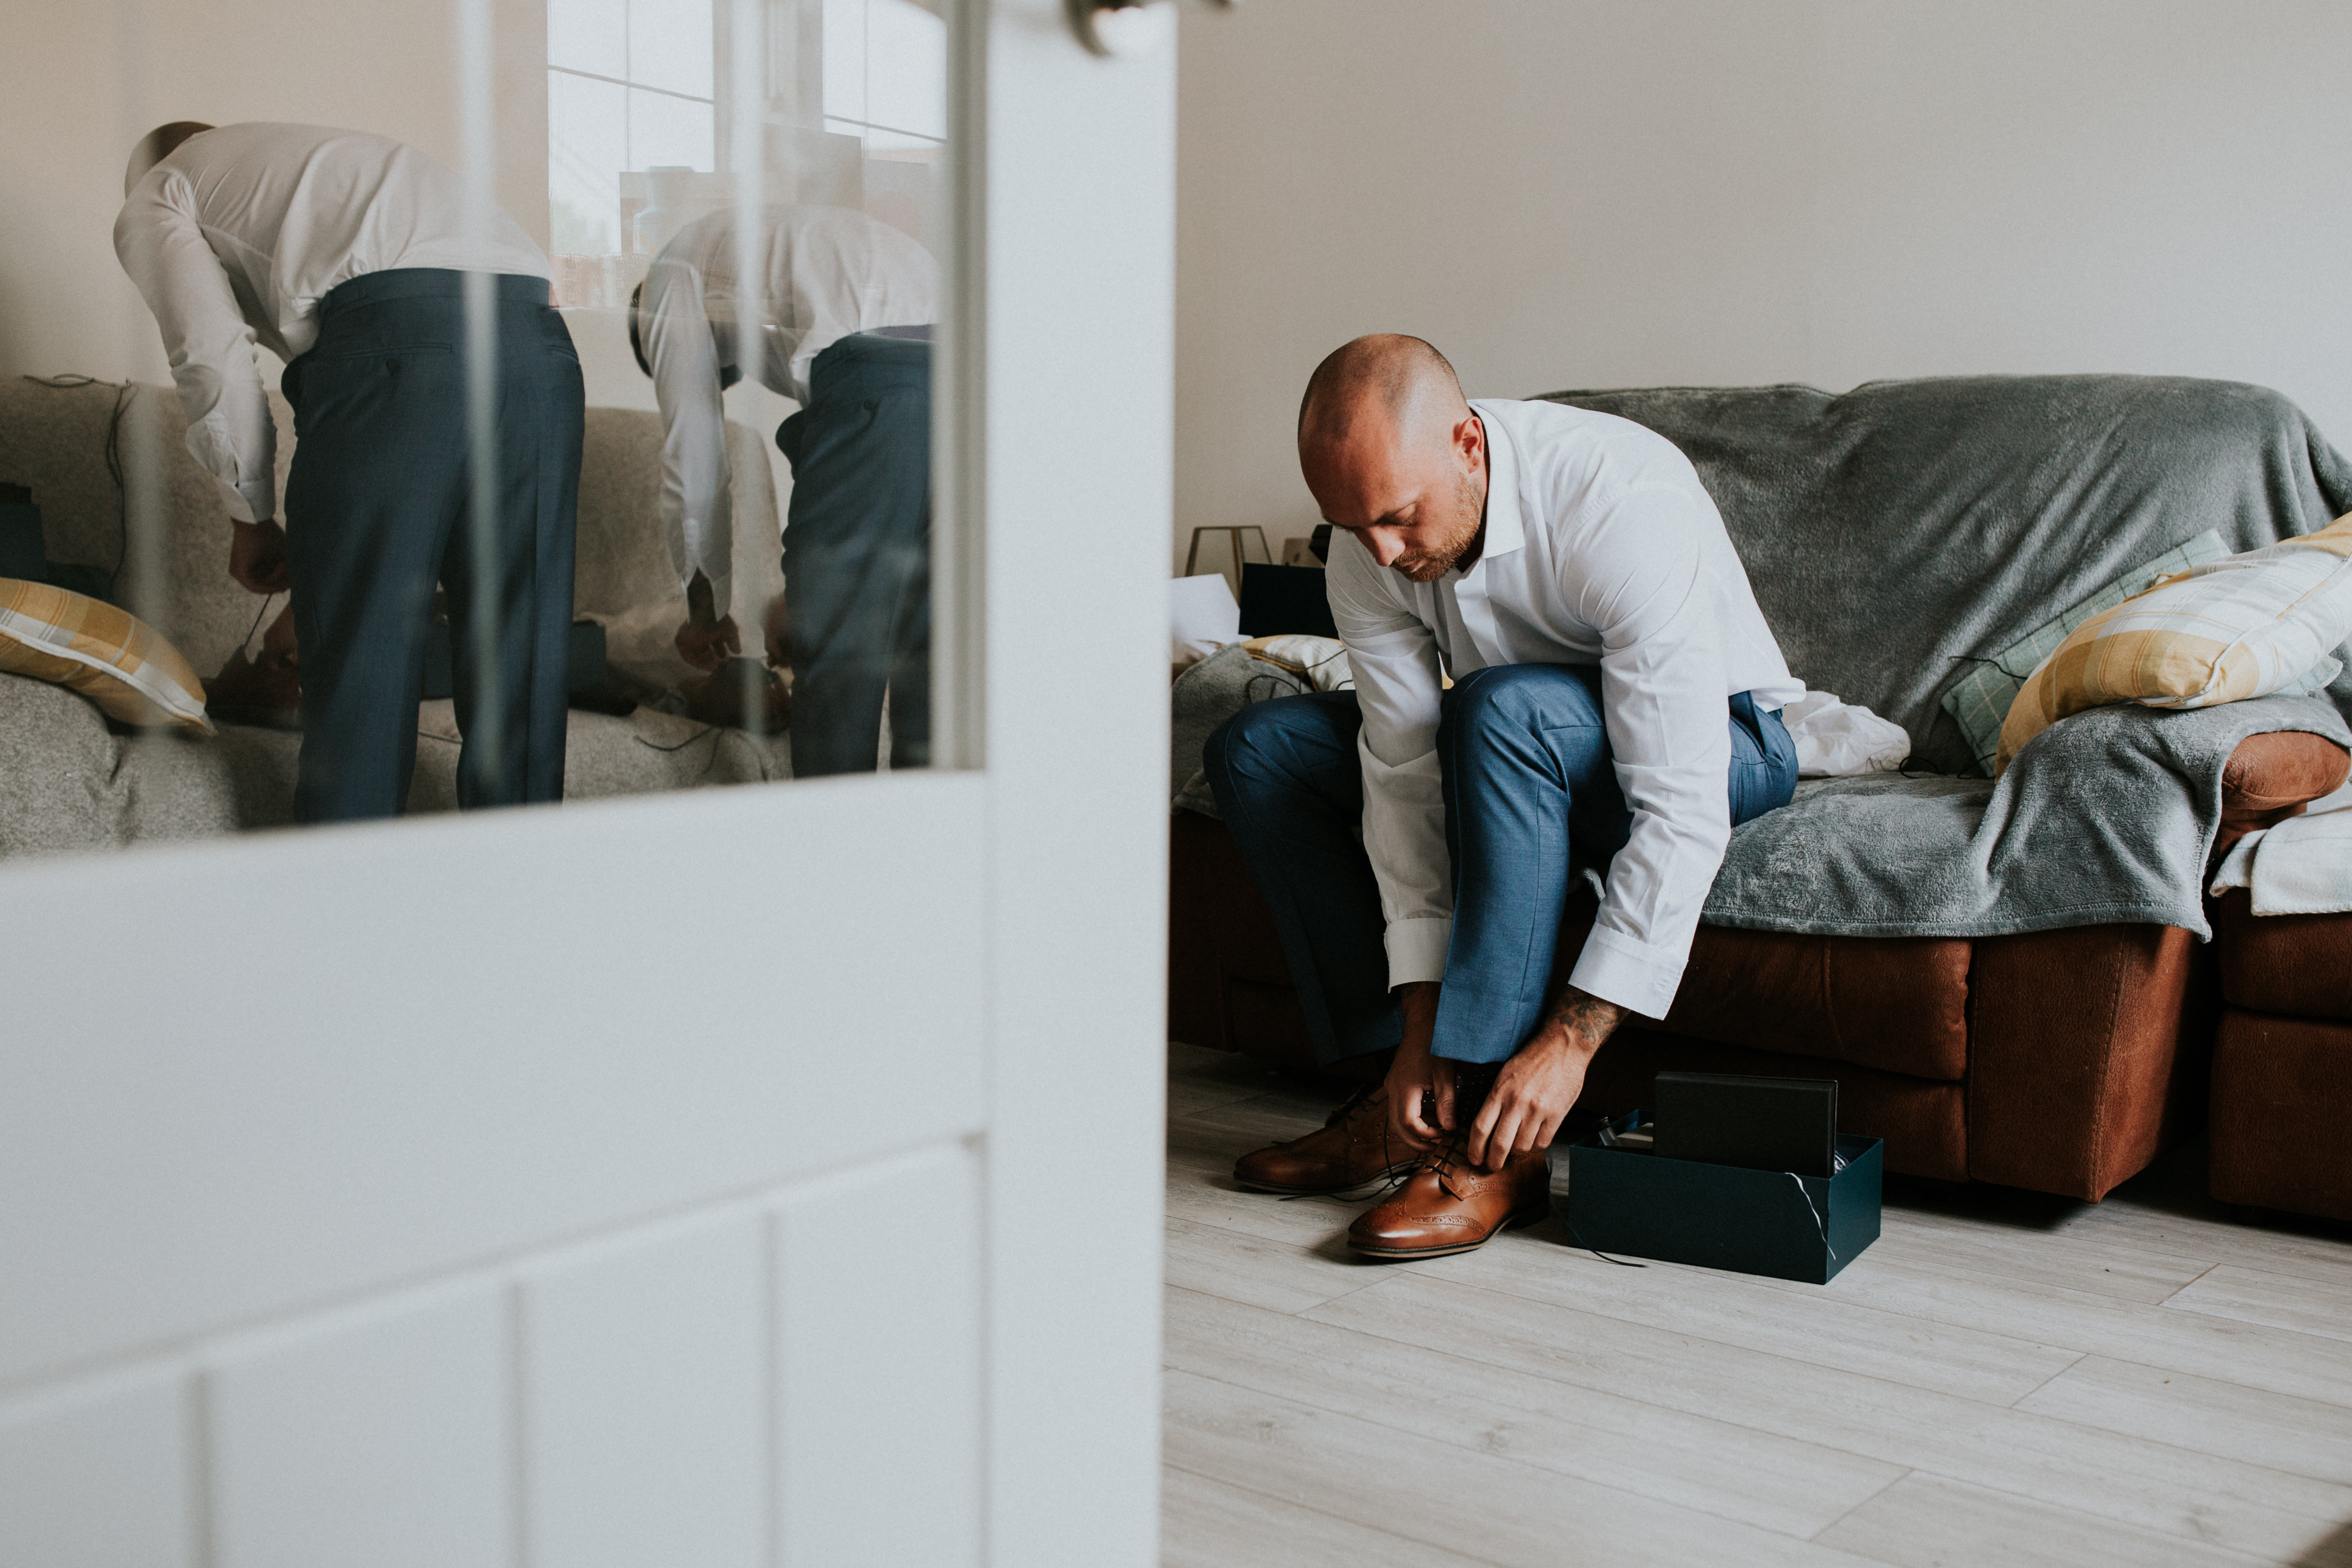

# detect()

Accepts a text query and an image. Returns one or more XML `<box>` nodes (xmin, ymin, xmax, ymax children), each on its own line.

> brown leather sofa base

<box><xmin>1581</xmin><ymin>1029</ymin><xmax>1967</xmax><ymax>1183</ymax></box>
<box><xmin>2210</xmin><ymin>1009</ymin><xmax>2352</xmax><ymax>1223</ymax></box>
<box><xmin>1968</xmin><ymin>921</ymin><xmax>2215</xmax><ymax>1202</ymax></box>
<box><xmin>1556</xmin><ymin>896</ymin><xmax>1970</xmax><ymax>1082</ymax></box>
<box><xmin>2210</xmin><ymin>888</ymin><xmax>2352</xmax><ymax>1022</ymax></box>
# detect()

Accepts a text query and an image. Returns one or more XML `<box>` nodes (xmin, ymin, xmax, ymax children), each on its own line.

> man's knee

<box><xmin>1205</xmin><ymin>695</ymin><xmax>1350</xmax><ymax>791</ymax></box>
<box><xmin>1441</xmin><ymin>663</ymin><xmax>1602</xmax><ymax>744</ymax></box>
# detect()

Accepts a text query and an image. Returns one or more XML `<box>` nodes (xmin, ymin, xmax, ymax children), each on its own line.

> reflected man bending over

<box><xmin>631</xmin><ymin>205</ymin><xmax>938</xmax><ymax>775</ymax></box>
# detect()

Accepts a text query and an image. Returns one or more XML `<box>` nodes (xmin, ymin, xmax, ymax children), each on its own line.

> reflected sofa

<box><xmin>0</xmin><ymin>377</ymin><xmax>794</xmax><ymax>859</ymax></box>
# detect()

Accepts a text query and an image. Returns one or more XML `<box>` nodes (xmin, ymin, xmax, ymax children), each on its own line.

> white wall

<box><xmin>1175</xmin><ymin>0</ymin><xmax>2352</xmax><ymax>559</ymax></box>
<box><xmin>0</xmin><ymin>0</ymin><xmax>548</xmax><ymax>387</ymax></box>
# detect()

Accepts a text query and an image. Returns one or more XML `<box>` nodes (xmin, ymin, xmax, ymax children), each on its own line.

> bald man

<box><xmin>1204</xmin><ymin>336</ymin><xmax>1801</xmax><ymax>1259</ymax></box>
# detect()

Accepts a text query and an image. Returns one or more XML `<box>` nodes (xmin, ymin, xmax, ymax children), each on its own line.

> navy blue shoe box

<box><xmin>1560</xmin><ymin>1112</ymin><xmax>1882</xmax><ymax>1285</ymax></box>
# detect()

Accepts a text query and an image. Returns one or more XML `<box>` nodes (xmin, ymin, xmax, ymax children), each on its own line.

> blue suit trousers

<box><xmin>777</xmin><ymin>329</ymin><xmax>933</xmax><ymax>776</ymax></box>
<box><xmin>280</xmin><ymin>268</ymin><xmax>583</xmax><ymax>823</ymax></box>
<box><xmin>1203</xmin><ymin>662</ymin><xmax>1798</xmax><ymax>1066</ymax></box>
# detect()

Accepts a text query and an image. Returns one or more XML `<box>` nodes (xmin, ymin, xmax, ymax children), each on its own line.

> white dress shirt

<box><xmin>113</xmin><ymin>123</ymin><xmax>551</xmax><ymax>526</ymax></box>
<box><xmin>639</xmin><ymin>206</ymin><xmax>939</xmax><ymax>618</ymax></box>
<box><xmin>1328</xmin><ymin>397</ymin><xmax>1802</xmax><ymax>1022</ymax></box>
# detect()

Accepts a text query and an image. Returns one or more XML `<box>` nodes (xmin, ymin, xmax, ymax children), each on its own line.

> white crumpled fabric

<box><xmin>1777</xmin><ymin>690</ymin><xmax>1912</xmax><ymax>777</ymax></box>
<box><xmin>2209</xmin><ymin>774</ymin><xmax>2352</xmax><ymax>914</ymax></box>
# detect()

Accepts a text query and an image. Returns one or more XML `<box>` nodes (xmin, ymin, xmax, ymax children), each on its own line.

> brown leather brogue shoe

<box><xmin>1345</xmin><ymin>1133</ymin><xmax>1550</xmax><ymax>1259</ymax></box>
<box><xmin>1232</xmin><ymin>1084</ymin><xmax>1417</xmax><ymax>1196</ymax></box>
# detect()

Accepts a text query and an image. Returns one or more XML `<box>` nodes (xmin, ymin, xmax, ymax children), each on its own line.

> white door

<box><xmin>0</xmin><ymin>1</ymin><xmax>1170</xmax><ymax>1564</ymax></box>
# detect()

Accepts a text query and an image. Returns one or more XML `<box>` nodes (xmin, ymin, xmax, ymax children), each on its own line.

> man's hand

<box><xmin>229</xmin><ymin>518</ymin><xmax>290</xmax><ymax>595</ymax></box>
<box><xmin>1383</xmin><ymin>981</ymin><xmax>1453</xmax><ymax>1151</ymax></box>
<box><xmin>674</xmin><ymin>571</ymin><xmax>741</xmax><ymax>670</ymax></box>
<box><xmin>1466</xmin><ymin>987</ymin><xmax>1625</xmax><ymax>1168</ymax></box>
<box><xmin>761</xmin><ymin>593</ymin><xmax>790</xmax><ymax>669</ymax></box>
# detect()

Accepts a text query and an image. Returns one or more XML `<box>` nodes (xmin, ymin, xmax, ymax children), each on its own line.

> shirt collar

<box><xmin>1472</xmin><ymin>403</ymin><xmax>1528</xmax><ymax>562</ymax></box>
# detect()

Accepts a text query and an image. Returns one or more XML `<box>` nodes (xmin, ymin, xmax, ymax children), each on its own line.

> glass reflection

<box><xmin>2</xmin><ymin>0</ymin><xmax>949</xmax><ymax>862</ymax></box>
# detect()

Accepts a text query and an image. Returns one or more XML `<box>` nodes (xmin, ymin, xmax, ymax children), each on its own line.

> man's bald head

<box><xmin>1297</xmin><ymin>334</ymin><xmax>1466</xmax><ymax>450</ymax></box>
<box><xmin>124</xmin><ymin>122</ymin><xmax>214</xmax><ymax>198</ymax></box>
<box><xmin>1295</xmin><ymin>335</ymin><xmax>1488</xmax><ymax>583</ymax></box>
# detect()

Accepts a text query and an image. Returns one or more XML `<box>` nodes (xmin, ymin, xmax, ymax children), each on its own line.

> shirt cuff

<box><xmin>706</xmin><ymin>570</ymin><xmax>734</xmax><ymax>621</ymax></box>
<box><xmin>1567</xmin><ymin>924</ymin><xmax>1686</xmax><ymax>1021</ymax></box>
<box><xmin>1384</xmin><ymin>915</ymin><xmax>1451</xmax><ymax>990</ymax></box>
<box><xmin>218</xmin><ymin>474</ymin><xmax>267</xmax><ymax>525</ymax></box>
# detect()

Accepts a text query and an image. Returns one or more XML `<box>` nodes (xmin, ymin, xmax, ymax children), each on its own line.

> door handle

<box><xmin>1068</xmin><ymin>0</ymin><xmax>1231</xmax><ymax>58</ymax></box>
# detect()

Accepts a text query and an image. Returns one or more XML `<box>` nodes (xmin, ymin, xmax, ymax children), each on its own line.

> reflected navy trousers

<box><xmin>777</xmin><ymin>328</ymin><xmax>933</xmax><ymax>776</ymax></box>
<box><xmin>281</xmin><ymin>269</ymin><xmax>583</xmax><ymax>822</ymax></box>
<box><xmin>1203</xmin><ymin>662</ymin><xmax>1798</xmax><ymax>1066</ymax></box>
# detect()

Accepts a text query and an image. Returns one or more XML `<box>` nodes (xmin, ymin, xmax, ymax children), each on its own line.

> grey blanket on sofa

<box><xmin>1175</xmin><ymin>375</ymin><xmax>2352</xmax><ymax>940</ymax></box>
<box><xmin>1540</xmin><ymin>375</ymin><xmax>2352</xmax><ymax>940</ymax></box>
<box><xmin>1703</xmin><ymin>695</ymin><xmax>2351</xmax><ymax>940</ymax></box>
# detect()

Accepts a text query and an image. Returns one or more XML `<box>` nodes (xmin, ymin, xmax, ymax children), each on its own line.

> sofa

<box><xmin>0</xmin><ymin>376</ymin><xmax>797</xmax><ymax>859</ymax></box>
<box><xmin>2208</xmin><ymin>892</ymin><xmax>2352</xmax><ymax>1222</ymax></box>
<box><xmin>1169</xmin><ymin>374</ymin><xmax>2352</xmax><ymax>1204</ymax></box>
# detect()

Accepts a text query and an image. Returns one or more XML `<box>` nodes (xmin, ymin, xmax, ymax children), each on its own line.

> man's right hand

<box><xmin>1383</xmin><ymin>980</ymin><xmax>1454</xmax><ymax>1150</ymax></box>
<box><xmin>229</xmin><ymin>518</ymin><xmax>290</xmax><ymax>595</ymax></box>
<box><xmin>674</xmin><ymin>570</ymin><xmax>742</xmax><ymax>670</ymax></box>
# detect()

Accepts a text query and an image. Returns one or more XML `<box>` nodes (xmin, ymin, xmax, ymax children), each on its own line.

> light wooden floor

<box><xmin>1161</xmin><ymin>1042</ymin><xmax>2352</xmax><ymax>1568</ymax></box>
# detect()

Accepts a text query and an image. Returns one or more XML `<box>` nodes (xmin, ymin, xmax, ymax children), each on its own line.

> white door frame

<box><xmin>0</xmin><ymin>1</ymin><xmax>1171</xmax><ymax>1562</ymax></box>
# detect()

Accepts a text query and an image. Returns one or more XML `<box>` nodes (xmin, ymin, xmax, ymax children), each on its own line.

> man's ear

<box><xmin>1454</xmin><ymin>410</ymin><xmax>1486</xmax><ymax>474</ymax></box>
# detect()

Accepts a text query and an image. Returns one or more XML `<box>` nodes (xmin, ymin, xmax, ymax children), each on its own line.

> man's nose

<box><xmin>1367</xmin><ymin>531</ymin><xmax>1404</xmax><ymax>567</ymax></box>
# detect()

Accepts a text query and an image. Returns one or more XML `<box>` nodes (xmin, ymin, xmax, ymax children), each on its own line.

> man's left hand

<box><xmin>1466</xmin><ymin>987</ymin><xmax>1626</xmax><ymax>1168</ymax></box>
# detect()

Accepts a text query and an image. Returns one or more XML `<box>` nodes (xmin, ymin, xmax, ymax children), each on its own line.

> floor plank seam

<box><xmin>1167</xmin><ymin>1364</ymin><xmax>1848</xmax><ymax>1558</ymax></box>
<box><xmin>1386</xmin><ymin>1266</ymin><xmax>2073</xmax><ymax>1414</ymax></box>
<box><xmin>2002</xmin><ymin>1349</ymin><xmax>2092</xmax><ymax>1410</ymax></box>
<box><xmin>1803</xmin><ymin>1466</ymin><xmax>1913</xmax><ymax>1544</ymax></box>
<box><xmin>1159</xmin><ymin>1458</ymin><xmax>1521</xmax><ymax>1568</ymax></box>
<box><xmin>2153</xmin><ymin>1259</ymin><xmax>2225</xmax><ymax>1306</ymax></box>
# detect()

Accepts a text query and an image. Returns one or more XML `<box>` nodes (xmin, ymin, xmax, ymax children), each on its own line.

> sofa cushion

<box><xmin>2210</xmin><ymin>887</ymin><xmax>2352</xmax><ymax>1020</ymax></box>
<box><xmin>1558</xmin><ymin>892</ymin><xmax>1971</xmax><ymax>1081</ymax></box>
<box><xmin>1999</xmin><ymin>513</ymin><xmax>2352</xmax><ymax>773</ymax></box>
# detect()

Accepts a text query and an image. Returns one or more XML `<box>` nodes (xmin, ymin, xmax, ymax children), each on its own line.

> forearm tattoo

<box><xmin>1544</xmin><ymin>985</ymin><xmax>1626</xmax><ymax>1047</ymax></box>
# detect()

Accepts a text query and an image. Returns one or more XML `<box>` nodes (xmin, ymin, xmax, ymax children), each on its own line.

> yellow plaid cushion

<box><xmin>0</xmin><ymin>578</ymin><xmax>213</xmax><ymax>735</ymax></box>
<box><xmin>1997</xmin><ymin>514</ymin><xmax>2352</xmax><ymax>773</ymax></box>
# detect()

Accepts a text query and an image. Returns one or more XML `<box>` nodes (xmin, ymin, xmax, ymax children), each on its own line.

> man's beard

<box><xmin>1390</xmin><ymin>472</ymin><xmax>1485</xmax><ymax>582</ymax></box>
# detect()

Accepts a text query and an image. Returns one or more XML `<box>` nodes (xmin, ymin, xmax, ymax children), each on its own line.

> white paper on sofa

<box><xmin>1171</xmin><ymin>573</ymin><xmax>1241</xmax><ymax>668</ymax></box>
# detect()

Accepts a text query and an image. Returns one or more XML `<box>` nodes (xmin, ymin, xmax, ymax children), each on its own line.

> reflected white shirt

<box><xmin>639</xmin><ymin>206</ymin><xmax>939</xmax><ymax>617</ymax></box>
<box><xmin>1329</xmin><ymin>398</ymin><xmax>1802</xmax><ymax>1022</ymax></box>
<box><xmin>113</xmin><ymin>122</ymin><xmax>550</xmax><ymax>525</ymax></box>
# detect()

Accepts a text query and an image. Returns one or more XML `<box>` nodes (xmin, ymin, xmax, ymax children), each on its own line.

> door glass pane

<box><xmin>44</xmin><ymin>0</ymin><xmax>959</xmax><ymax>870</ymax></box>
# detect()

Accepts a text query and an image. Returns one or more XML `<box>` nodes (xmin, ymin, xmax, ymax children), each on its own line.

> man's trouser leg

<box><xmin>777</xmin><ymin>331</ymin><xmax>932</xmax><ymax>777</ymax></box>
<box><xmin>283</xmin><ymin>268</ymin><xmax>583</xmax><ymax>822</ymax></box>
<box><xmin>1432</xmin><ymin>663</ymin><xmax>1799</xmax><ymax>1064</ymax></box>
<box><xmin>1203</xmin><ymin>693</ymin><xmax>1402</xmax><ymax>1066</ymax></box>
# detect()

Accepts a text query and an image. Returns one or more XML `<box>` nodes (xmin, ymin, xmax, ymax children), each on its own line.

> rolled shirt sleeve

<box><xmin>643</xmin><ymin>257</ymin><xmax>737</xmax><ymax>619</ymax></box>
<box><xmin>113</xmin><ymin>172</ymin><xmax>277</xmax><ymax>524</ymax></box>
<box><xmin>1565</xmin><ymin>482</ymin><xmax>1734</xmax><ymax>1019</ymax></box>
<box><xmin>1328</xmin><ymin>532</ymin><xmax>1455</xmax><ymax>988</ymax></box>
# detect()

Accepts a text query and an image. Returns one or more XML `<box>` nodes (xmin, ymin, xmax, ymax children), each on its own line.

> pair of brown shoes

<box><xmin>1232</xmin><ymin>1082</ymin><xmax>1551</xmax><ymax>1259</ymax></box>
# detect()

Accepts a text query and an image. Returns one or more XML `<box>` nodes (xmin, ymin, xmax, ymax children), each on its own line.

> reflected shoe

<box><xmin>1345</xmin><ymin>1132</ymin><xmax>1551</xmax><ymax>1260</ymax></box>
<box><xmin>1232</xmin><ymin>1084</ymin><xmax>1416</xmax><ymax>1197</ymax></box>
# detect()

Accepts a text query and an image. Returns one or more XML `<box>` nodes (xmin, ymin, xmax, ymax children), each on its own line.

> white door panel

<box><xmin>0</xmin><ymin>772</ymin><xmax>984</xmax><ymax>1387</ymax></box>
<box><xmin>520</xmin><ymin>1212</ymin><xmax>768</xmax><ymax>1568</ymax></box>
<box><xmin>0</xmin><ymin>1370</ymin><xmax>191</xmax><ymax>1568</ymax></box>
<box><xmin>208</xmin><ymin>1281</ymin><xmax>512</xmax><ymax>1568</ymax></box>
